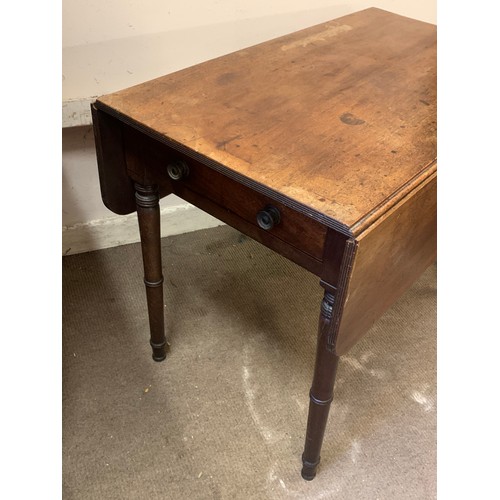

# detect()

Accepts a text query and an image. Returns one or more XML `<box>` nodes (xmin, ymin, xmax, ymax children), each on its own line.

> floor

<box><xmin>63</xmin><ymin>225</ymin><xmax>436</xmax><ymax>499</ymax></box>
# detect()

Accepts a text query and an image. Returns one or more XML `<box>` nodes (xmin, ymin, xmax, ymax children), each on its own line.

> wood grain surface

<box><xmin>123</xmin><ymin>125</ymin><xmax>328</xmax><ymax>260</ymax></box>
<box><xmin>96</xmin><ymin>8</ymin><xmax>436</xmax><ymax>232</ymax></box>
<box><xmin>91</xmin><ymin>105</ymin><xmax>136</xmax><ymax>215</ymax></box>
<box><xmin>333</xmin><ymin>172</ymin><xmax>437</xmax><ymax>355</ymax></box>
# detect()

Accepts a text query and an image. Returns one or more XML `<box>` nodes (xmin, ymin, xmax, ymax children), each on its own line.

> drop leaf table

<box><xmin>92</xmin><ymin>8</ymin><xmax>436</xmax><ymax>480</ymax></box>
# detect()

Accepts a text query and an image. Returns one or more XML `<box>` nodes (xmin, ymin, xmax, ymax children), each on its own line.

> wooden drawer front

<box><xmin>123</xmin><ymin>126</ymin><xmax>327</xmax><ymax>261</ymax></box>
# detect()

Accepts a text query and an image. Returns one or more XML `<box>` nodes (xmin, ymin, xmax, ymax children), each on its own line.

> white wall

<box><xmin>63</xmin><ymin>0</ymin><xmax>435</xmax><ymax>105</ymax></box>
<box><xmin>62</xmin><ymin>0</ymin><xmax>436</xmax><ymax>254</ymax></box>
<box><xmin>63</xmin><ymin>0</ymin><xmax>434</xmax><ymax>47</ymax></box>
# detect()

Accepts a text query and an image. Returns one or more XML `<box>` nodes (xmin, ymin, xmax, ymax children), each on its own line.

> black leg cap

<box><xmin>150</xmin><ymin>339</ymin><xmax>169</xmax><ymax>361</ymax></box>
<box><xmin>301</xmin><ymin>468</ymin><xmax>316</xmax><ymax>481</ymax></box>
<box><xmin>301</xmin><ymin>454</ymin><xmax>320</xmax><ymax>481</ymax></box>
<box><xmin>152</xmin><ymin>352</ymin><xmax>167</xmax><ymax>362</ymax></box>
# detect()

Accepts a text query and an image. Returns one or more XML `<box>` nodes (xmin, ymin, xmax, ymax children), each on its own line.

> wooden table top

<box><xmin>97</xmin><ymin>8</ymin><xmax>436</xmax><ymax>236</ymax></box>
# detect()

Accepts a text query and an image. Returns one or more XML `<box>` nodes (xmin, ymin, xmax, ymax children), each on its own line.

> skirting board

<box><xmin>62</xmin><ymin>202</ymin><xmax>225</xmax><ymax>256</ymax></box>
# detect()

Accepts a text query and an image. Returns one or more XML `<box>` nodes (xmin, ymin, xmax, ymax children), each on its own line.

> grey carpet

<box><xmin>63</xmin><ymin>225</ymin><xmax>436</xmax><ymax>499</ymax></box>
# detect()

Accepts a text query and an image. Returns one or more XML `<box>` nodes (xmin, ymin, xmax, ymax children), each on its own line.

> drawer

<box><xmin>123</xmin><ymin>125</ymin><xmax>328</xmax><ymax>261</ymax></box>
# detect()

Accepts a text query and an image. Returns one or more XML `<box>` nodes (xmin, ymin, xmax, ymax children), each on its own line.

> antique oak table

<box><xmin>92</xmin><ymin>8</ymin><xmax>436</xmax><ymax>480</ymax></box>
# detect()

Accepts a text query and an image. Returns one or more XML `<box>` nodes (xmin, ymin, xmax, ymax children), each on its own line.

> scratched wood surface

<box><xmin>96</xmin><ymin>8</ymin><xmax>436</xmax><ymax>233</ymax></box>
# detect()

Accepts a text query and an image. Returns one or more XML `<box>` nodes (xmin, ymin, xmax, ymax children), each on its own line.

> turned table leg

<box><xmin>135</xmin><ymin>183</ymin><xmax>168</xmax><ymax>362</ymax></box>
<box><xmin>301</xmin><ymin>289</ymin><xmax>340</xmax><ymax>480</ymax></box>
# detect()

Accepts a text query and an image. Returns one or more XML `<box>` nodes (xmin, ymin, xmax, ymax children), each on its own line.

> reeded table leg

<box><xmin>301</xmin><ymin>289</ymin><xmax>340</xmax><ymax>480</ymax></box>
<box><xmin>135</xmin><ymin>183</ymin><xmax>168</xmax><ymax>362</ymax></box>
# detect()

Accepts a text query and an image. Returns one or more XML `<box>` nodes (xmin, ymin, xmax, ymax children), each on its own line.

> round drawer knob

<box><xmin>167</xmin><ymin>160</ymin><xmax>189</xmax><ymax>180</ymax></box>
<box><xmin>256</xmin><ymin>205</ymin><xmax>281</xmax><ymax>230</ymax></box>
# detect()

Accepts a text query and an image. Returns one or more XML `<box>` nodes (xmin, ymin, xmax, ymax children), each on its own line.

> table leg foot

<box><xmin>301</xmin><ymin>289</ymin><xmax>340</xmax><ymax>480</ymax></box>
<box><xmin>150</xmin><ymin>339</ymin><xmax>168</xmax><ymax>362</ymax></box>
<box><xmin>301</xmin><ymin>455</ymin><xmax>320</xmax><ymax>480</ymax></box>
<box><xmin>135</xmin><ymin>183</ymin><xmax>169</xmax><ymax>361</ymax></box>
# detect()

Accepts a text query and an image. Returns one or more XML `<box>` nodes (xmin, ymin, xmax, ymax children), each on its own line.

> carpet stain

<box><xmin>411</xmin><ymin>386</ymin><xmax>435</xmax><ymax>412</ymax></box>
<box><xmin>294</xmin><ymin>396</ymin><xmax>306</xmax><ymax>414</ymax></box>
<box><xmin>268</xmin><ymin>461</ymin><xmax>342</xmax><ymax>499</ymax></box>
<box><xmin>343</xmin><ymin>355</ymin><xmax>387</xmax><ymax>379</ymax></box>
<box><xmin>350</xmin><ymin>439</ymin><xmax>362</xmax><ymax>464</ymax></box>
<box><xmin>242</xmin><ymin>347</ymin><xmax>277</xmax><ymax>443</ymax></box>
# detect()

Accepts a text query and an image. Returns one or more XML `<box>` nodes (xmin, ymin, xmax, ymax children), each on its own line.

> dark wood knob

<box><xmin>167</xmin><ymin>160</ymin><xmax>189</xmax><ymax>180</ymax></box>
<box><xmin>256</xmin><ymin>205</ymin><xmax>281</xmax><ymax>230</ymax></box>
